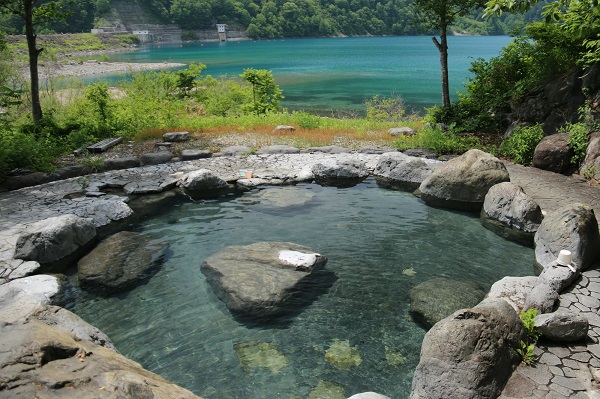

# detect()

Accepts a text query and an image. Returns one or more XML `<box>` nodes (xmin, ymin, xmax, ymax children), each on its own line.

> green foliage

<box><xmin>516</xmin><ymin>309</ymin><xmax>541</xmax><ymax>365</ymax></box>
<box><xmin>241</xmin><ymin>68</ymin><xmax>283</xmax><ymax>115</ymax></box>
<box><xmin>176</xmin><ymin>62</ymin><xmax>206</xmax><ymax>96</ymax></box>
<box><xmin>499</xmin><ymin>124</ymin><xmax>544</xmax><ymax>165</ymax></box>
<box><xmin>293</xmin><ymin>111</ymin><xmax>321</xmax><ymax>129</ymax></box>
<box><xmin>566</xmin><ymin>122</ymin><xmax>589</xmax><ymax>166</ymax></box>
<box><xmin>516</xmin><ymin>340</ymin><xmax>536</xmax><ymax>366</ymax></box>
<box><xmin>193</xmin><ymin>75</ymin><xmax>252</xmax><ymax>116</ymax></box>
<box><xmin>393</xmin><ymin>125</ymin><xmax>482</xmax><ymax>155</ymax></box>
<box><xmin>0</xmin><ymin>128</ymin><xmax>64</xmax><ymax>178</ymax></box>
<box><xmin>364</xmin><ymin>95</ymin><xmax>406</xmax><ymax>123</ymax></box>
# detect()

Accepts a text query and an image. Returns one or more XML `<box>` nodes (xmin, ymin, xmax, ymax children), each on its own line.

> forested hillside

<box><xmin>0</xmin><ymin>0</ymin><xmax>544</xmax><ymax>38</ymax></box>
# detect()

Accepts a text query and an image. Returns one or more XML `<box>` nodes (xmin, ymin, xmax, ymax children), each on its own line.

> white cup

<box><xmin>556</xmin><ymin>249</ymin><xmax>572</xmax><ymax>266</ymax></box>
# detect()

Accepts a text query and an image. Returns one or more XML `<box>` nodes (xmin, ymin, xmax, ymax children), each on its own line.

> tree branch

<box><xmin>432</xmin><ymin>36</ymin><xmax>442</xmax><ymax>51</ymax></box>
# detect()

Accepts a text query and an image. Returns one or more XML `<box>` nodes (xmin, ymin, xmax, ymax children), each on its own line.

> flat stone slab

<box><xmin>201</xmin><ymin>242</ymin><xmax>327</xmax><ymax>317</ymax></box>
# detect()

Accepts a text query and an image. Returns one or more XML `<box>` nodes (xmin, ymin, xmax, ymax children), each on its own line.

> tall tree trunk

<box><xmin>23</xmin><ymin>0</ymin><xmax>43</xmax><ymax>123</ymax></box>
<box><xmin>432</xmin><ymin>21</ymin><xmax>451</xmax><ymax>108</ymax></box>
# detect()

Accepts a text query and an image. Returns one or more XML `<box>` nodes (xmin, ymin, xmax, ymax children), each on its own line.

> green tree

<box><xmin>414</xmin><ymin>0</ymin><xmax>486</xmax><ymax>108</ymax></box>
<box><xmin>0</xmin><ymin>0</ymin><xmax>70</xmax><ymax>123</ymax></box>
<box><xmin>240</xmin><ymin>68</ymin><xmax>283</xmax><ymax>114</ymax></box>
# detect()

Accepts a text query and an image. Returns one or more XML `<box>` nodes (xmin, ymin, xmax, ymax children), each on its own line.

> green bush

<box><xmin>364</xmin><ymin>95</ymin><xmax>406</xmax><ymax>123</ymax></box>
<box><xmin>393</xmin><ymin>125</ymin><xmax>481</xmax><ymax>155</ymax></box>
<box><xmin>499</xmin><ymin>124</ymin><xmax>544</xmax><ymax>164</ymax></box>
<box><xmin>565</xmin><ymin>122</ymin><xmax>589</xmax><ymax>166</ymax></box>
<box><xmin>293</xmin><ymin>111</ymin><xmax>321</xmax><ymax>129</ymax></box>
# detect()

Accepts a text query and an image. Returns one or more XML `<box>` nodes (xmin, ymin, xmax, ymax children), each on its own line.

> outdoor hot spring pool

<box><xmin>68</xmin><ymin>178</ymin><xmax>533</xmax><ymax>399</ymax></box>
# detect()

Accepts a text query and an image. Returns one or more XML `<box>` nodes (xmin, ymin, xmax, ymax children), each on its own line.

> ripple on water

<box><xmin>70</xmin><ymin>179</ymin><xmax>533</xmax><ymax>399</ymax></box>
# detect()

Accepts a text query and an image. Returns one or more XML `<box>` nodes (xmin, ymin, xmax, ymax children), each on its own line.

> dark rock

<box><xmin>49</xmin><ymin>165</ymin><xmax>90</xmax><ymax>180</ymax></box>
<box><xmin>77</xmin><ymin>231</ymin><xmax>169</xmax><ymax>294</ymax></box>
<box><xmin>201</xmin><ymin>242</ymin><xmax>327</xmax><ymax>317</ymax></box>
<box><xmin>534</xmin><ymin>203</ymin><xmax>600</xmax><ymax>273</ymax></box>
<box><xmin>2</xmin><ymin>171</ymin><xmax>50</xmax><ymax>190</ymax></box>
<box><xmin>257</xmin><ymin>145</ymin><xmax>301</xmax><ymax>155</ymax></box>
<box><xmin>389</xmin><ymin>127</ymin><xmax>416</xmax><ymax>136</ymax></box>
<box><xmin>304</xmin><ymin>145</ymin><xmax>350</xmax><ymax>154</ymax></box>
<box><xmin>581</xmin><ymin>131</ymin><xmax>600</xmax><ymax>181</ymax></box>
<box><xmin>357</xmin><ymin>146</ymin><xmax>395</xmax><ymax>154</ymax></box>
<box><xmin>534</xmin><ymin>311</ymin><xmax>589</xmax><ymax>342</ymax></box>
<box><xmin>374</xmin><ymin>152</ymin><xmax>441</xmax><ymax>191</ymax></box>
<box><xmin>140</xmin><ymin>151</ymin><xmax>173</xmax><ymax>166</ymax></box>
<box><xmin>403</xmin><ymin>148</ymin><xmax>438</xmax><ymax>159</ymax></box>
<box><xmin>410</xmin><ymin>299</ymin><xmax>524</xmax><ymax>399</ymax></box>
<box><xmin>180</xmin><ymin>149</ymin><xmax>212</xmax><ymax>161</ymax></box>
<box><xmin>481</xmin><ymin>182</ymin><xmax>542</xmax><ymax>245</ymax></box>
<box><xmin>162</xmin><ymin>131</ymin><xmax>190</xmax><ymax>142</ymax></box>
<box><xmin>418</xmin><ymin>149</ymin><xmax>510</xmax><ymax>212</ymax></box>
<box><xmin>221</xmin><ymin>145</ymin><xmax>252</xmax><ymax>156</ymax></box>
<box><xmin>14</xmin><ymin>214</ymin><xmax>96</xmax><ymax>266</ymax></box>
<box><xmin>272</xmin><ymin>125</ymin><xmax>296</xmax><ymax>133</ymax></box>
<box><xmin>409</xmin><ymin>277</ymin><xmax>486</xmax><ymax>329</ymax></box>
<box><xmin>177</xmin><ymin>169</ymin><xmax>229</xmax><ymax>192</ymax></box>
<box><xmin>29</xmin><ymin>306</ymin><xmax>116</xmax><ymax>351</ymax></box>
<box><xmin>0</xmin><ymin>320</ymin><xmax>201</xmax><ymax>399</ymax></box>
<box><xmin>103</xmin><ymin>156</ymin><xmax>140</xmax><ymax>171</ymax></box>
<box><xmin>312</xmin><ymin>159</ymin><xmax>368</xmax><ymax>186</ymax></box>
<box><xmin>532</xmin><ymin>133</ymin><xmax>575</xmax><ymax>174</ymax></box>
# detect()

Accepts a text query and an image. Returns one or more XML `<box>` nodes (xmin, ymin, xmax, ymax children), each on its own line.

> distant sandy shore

<box><xmin>38</xmin><ymin>60</ymin><xmax>186</xmax><ymax>79</ymax></box>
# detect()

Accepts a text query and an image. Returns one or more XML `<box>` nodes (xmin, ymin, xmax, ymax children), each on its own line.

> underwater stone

<box><xmin>324</xmin><ymin>339</ymin><xmax>363</xmax><ymax>370</ymax></box>
<box><xmin>234</xmin><ymin>341</ymin><xmax>289</xmax><ymax>374</ymax></box>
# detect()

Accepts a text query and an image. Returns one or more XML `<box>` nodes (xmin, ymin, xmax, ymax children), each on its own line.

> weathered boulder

<box><xmin>534</xmin><ymin>311</ymin><xmax>589</xmax><ymax>342</ymax></box>
<box><xmin>1</xmin><ymin>171</ymin><xmax>50</xmax><ymax>191</ymax></box>
<box><xmin>49</xmin><ymin>165</ymin><xmax>90</xmax><ymax>180</ymax></box>
<box><xmin>0</xmin><ymin>275</ymin><xmax>62</xmax><ymax>323</ymax></box>
<box><xmin>77</xmin><ymin>231</ymin><xmax>169</xmax><ymax>294</ymax></box>
<box><xmin>581</xmin><ymin>131</ymin><xmax>600</xmax><ymax>181</ymax></box>
<box><xmin>14</xmin><ymin>214</ymin><xmax>96</xmax><ymax>266</ymax></box>
<box><xmin>273</xmin><ymin>125</ymin><xmax>296</xmax><ymax>133</ymax></box>
<box><xmin>201</xmin><ymin>242</ymin><xmax>327</xmax><ymax>317</ymax></box>
<box><xmin>418</xmin><ymin>149</ymin><xmax>510</xmax><ymax>211</ymax></box>
<box><xmin>0</xmin><ymin>320</ymin><xmax>202</xmax><ymax>399</ymax></box>
<box><xmin>163</xmin><ymin>131</ymin><xmax>190</xmax><ymax>142</ymax></box>
<box><xmin>534</xmin><ymin>203</ymin><xmax>600</xmax><ymax>273</ymax></box>
<box><xmin>312</xmin><ymin>159</ymin><xmax>369</xmax><ymax>186</ymax></box>
<box><xmin>481</xmin><ymin>182</ymin><xmax>542</xmax><ymax>245</ymax></box>
<box><xmin>177</xmin><ymin>169</ymin><xmax>229</xmax><ymax>192</ymax></box>
<box><xmin>374</xmin><ymin>152</ymin><xmax>441</xmax><ymax>191</ymax></box>
<box><xmin>304</xmin><ymin>145</ymin><xmax>350</xmax><ymax>154</ymax></box>
<box><xmin>29</xmin><ymin>305</ymin><xmax>116</xmax><ymax>351</ymax></box>
<box><xmin>409</xmin><ymin>277</ymin><xmax>486</xmax><ymax>329</ymax></box>
<box><xmin>180</xmin><ymin>149</ymin><xmax>212</xmax><ymax>161</ymax></box>
<box><xmin>532</xmin><ymin>133</ymin><xmax>574</xmax><ymax>174</ymax></box>
<box><xmin>140</xmin><ymin>150</ymin><xmax>173</xmax><ymax>165</ymax></box>
<box><xmin>103</xmin><ymin>156</ymin><xmax>140</xmax><ymax>171</ymax></box>
<box><xmin>389</xmin><ymin>127</ymin><xmax>416</xmax><ymax>136</ymax></box>
<box><xmin>257</xmin><ymin>145</ymin><xmax>301</xmax><ymax>155</ymax></box>
<box><xmin>486</xmin><ymin>276</ymin><xmax>538</xmax><ymax>312</ymax></box>
<box><xmin>220</xmin><ymin>145</ymin><xmax>252</xmax><ymax>156</ymax></box>
<box><xmin>410</xmin><ymin>299</ymin><xmax>524</xmax><ymax>399</ymax></box>
<box><xmin>523</xmin><ymin>283</ymin><xmax>559</xmax><ymax>314</ymax></box>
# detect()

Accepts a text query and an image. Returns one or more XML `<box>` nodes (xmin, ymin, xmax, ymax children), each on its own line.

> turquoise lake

<box><xmin>106</xmin><ymin>36</ymin><xmax>513</xmax><ymax>112</ymax></box>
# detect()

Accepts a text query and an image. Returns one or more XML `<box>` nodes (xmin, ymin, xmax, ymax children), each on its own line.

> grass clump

<box><xmin>499</xmin><ymin>124</ymin><xmax>544</xmax><ymax>165</ymax></box>
<box><xmin>392</xmin><ymin>125</ymin><xmax>482</xmax><ymax>155</ymax></box>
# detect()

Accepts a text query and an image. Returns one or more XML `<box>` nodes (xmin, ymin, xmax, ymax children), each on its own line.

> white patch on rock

<box><xmin>0</xmin><ymin>275</ymin><xmax>60</xmax><ymax>323</ymax></box>
<box><xmin>279</xmin><ymin>250</ymin><xmax>320</xmax><ymax>270</ymax></box>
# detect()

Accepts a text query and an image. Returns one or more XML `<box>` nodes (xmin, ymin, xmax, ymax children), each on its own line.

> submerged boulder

<box><xmin>78</xmin><ymin>231</ymin><xmax>169</xmax><ymax>294</ymax></box>
<box><xmin>481</xmin><ymin>182</ymin><xmax>542</xmax><ymax>245</ymax></box>
<box><xmin>418</xmin><ymin>149</ymin><xmax>510</xmax><ymax>211</ymax></box>
<box><xmin>374</xmin><ymin>152</ymin><xmax>441</xmax><ymax>191</ymax></box>
<box><xmin>409</xmin><ymin>277</ymin><xmax>486</xmax><ymax>329</ymax></box>
<box><xmin>201</xmin><ymin>242</ymin><xmax>327</xmax><ymax>317</ymax></box>
<box><xmin>410</xmin><ymin>299</ymin><xmax>524</xmax><ymax>399</ymax></box>
<box><xmin>14</xmin><ymin>214</ymin><xmax>96</xmax><ymax>268</ymax></box>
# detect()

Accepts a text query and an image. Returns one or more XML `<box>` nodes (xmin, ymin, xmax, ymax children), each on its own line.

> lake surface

<box><xmin>70</xmin><ymin>179</ymin><xmax>533</xmax><ymax>399</ymax></box>
<box><xmin>106</xmin><ymin>36</ymin><xmax>512</xmax><ymax>112</ymax></box>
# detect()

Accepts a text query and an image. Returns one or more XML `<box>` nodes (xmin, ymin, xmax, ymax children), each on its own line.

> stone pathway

<box><xmin>500</xmin><ymin>163</ymin><xmax>600</xmax><ymax>399</ymax></box>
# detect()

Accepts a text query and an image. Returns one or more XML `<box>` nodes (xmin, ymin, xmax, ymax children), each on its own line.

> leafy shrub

<box><xmin>240</xmin><ymin>68</ymin><xmax>284</xmax><ymax>115</ymax></box>
<box><xmin>499</xmin><ymin>124</ymin><xmax>544</xmax><ymax>164</ymax></box>
<box><xmin>565</xmin><ymin>122</ymin><xmax>589</xmax><ymax>166</ymax></box>
<box><xmin>393</xmin><ymin>125</ymin><xmax>481</xmax><ymax>155</ymax></box>
<box><xmin>293</xmin><ymin>111</ymin><xmax>321</xmax><ymax>129</ymax></box>
<box><xmin>0</xmin><ymin>129</ymin><xmax>63</xmax><ymax>179</ymax></box>
<box><xmin>364</xmin><ymin>95</ymin><xmax>406</xmax><ymax>122</ymax></box>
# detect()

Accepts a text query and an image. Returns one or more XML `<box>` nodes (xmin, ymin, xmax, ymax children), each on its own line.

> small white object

<box><xmin>279</xmin><ymin>250</ymin><xmax>319</xmax><ymax>269</ymax></box>
<box><xmin>557</xmin><ymin>250</ymin><xmax>572</xmax><ymax>266</ymax></box>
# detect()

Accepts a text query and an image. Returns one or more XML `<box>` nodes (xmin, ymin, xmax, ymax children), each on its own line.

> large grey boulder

<box><xmin>102</xmin><ymin>156</ymin><xmax>139</xmax><ymax>171</ymax></box>
<box><xmin>140</xmin><ymin>150</ymin><xmax>173</xmax><ymax>165</ymax></box>
<box><xmin>0</xmin><ymin>275</ymin><xmax>62</xmax><ymax>323</ymax></box>
<box><xmin>481</xmin><ymin>182</ymin><xmax>542</xmax><ymax>245</ymax></box>
<box><xmin>534</xmin><ymin>203</ymin><xmax>600</xmax><ymax>273</ymax></box>
<box><xmin>374</xmin><ymin>152</ymin><xmax>441</xmax><ymax>191</ymax></box>
<box><xmin>532</xmin><ymin>133</ymin><xmax>574</xmax><ymax>174</ymax></box>
<box><xmin>409</xmin><ymin>277</ymin><xmax>486</xmax><ymax>329</ymax></box>
<box><xmin>163</xmin><ymin>131</ymin><xmax>190</xmax><ymax>142</ymax></box>
<box><xmin>0</xmin><ymin>320</ymin><xmax>201</xmax><ymax>399</ymax></box>
<box><xmin>410</xmin><ymin>299</ymin><xmax>524</xmax><ymax>399</ymax></box>
<box><xmin>486</xmin><ymin>276</ymin><xmax>538</xmax><ymax>312</ymax></box>
<box><xmin>180</xmin><ymin>149</ymin><xmax>211</xmax><ymax>161</ymax></box>
<box><xmin>581</xmin><ymin>131</ymin><xmax>600</xmax><ymax>181</ymax></box>
<box><xmin>273</xmin><ymin>125</ymin><xmax>296</xmax><ymax>133</ymax></box>
<box><xmin>29</xmin><ymin>306</ymin><xmax>116</xmax><ymax>351</ymax></box>
<box><xmin>312</xmin><ymin>159</ymin><xmax>369</xmax><ymax>186</ymax></box>
<box><xmin>389</xmin><ymin>127</ymin><xmax>416</xmax><ymax>136</ymax></box>
<box><xmin>78</xmin><ymin>231</ymin><xmax>169</xmax><ymax>294</ymax></box>
<box><xmin>534</xmin><ymin>311</ymin><xmax>589</xmax><ymax>342</ymax></box>
<box><xmin>14</xmin><ymin>214</ymin><xmax>96</xmax><ymax>266</ymax></box>
<box><xmin>178</xmin><ymin>169</ymin><xmax>229</xmax><ymax>192</ymax></box>
<box><xmin>523</xmin><ymin>283</ymin><xmax>559</xmax><ymax>314</ymax></box>
<box><xmin>201</xmin><ymin>242</ymin><xmax>327</xmax><ymax>317</ymax></box>
<box><xmin>257</xmin><ymin>145</ymin><xmax>301</xmax><ymax>155</ymax></box>
<box><xmin>418</xmin><ymin>149</ymin><xmax>510</xmax><ymax>211</ymax></box>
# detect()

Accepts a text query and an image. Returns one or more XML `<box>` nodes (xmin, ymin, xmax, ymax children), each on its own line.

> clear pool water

<box><xmin>70</xmin><ymin>179</ymin><xmax>533</xmax><ymax>399</ymax></box>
